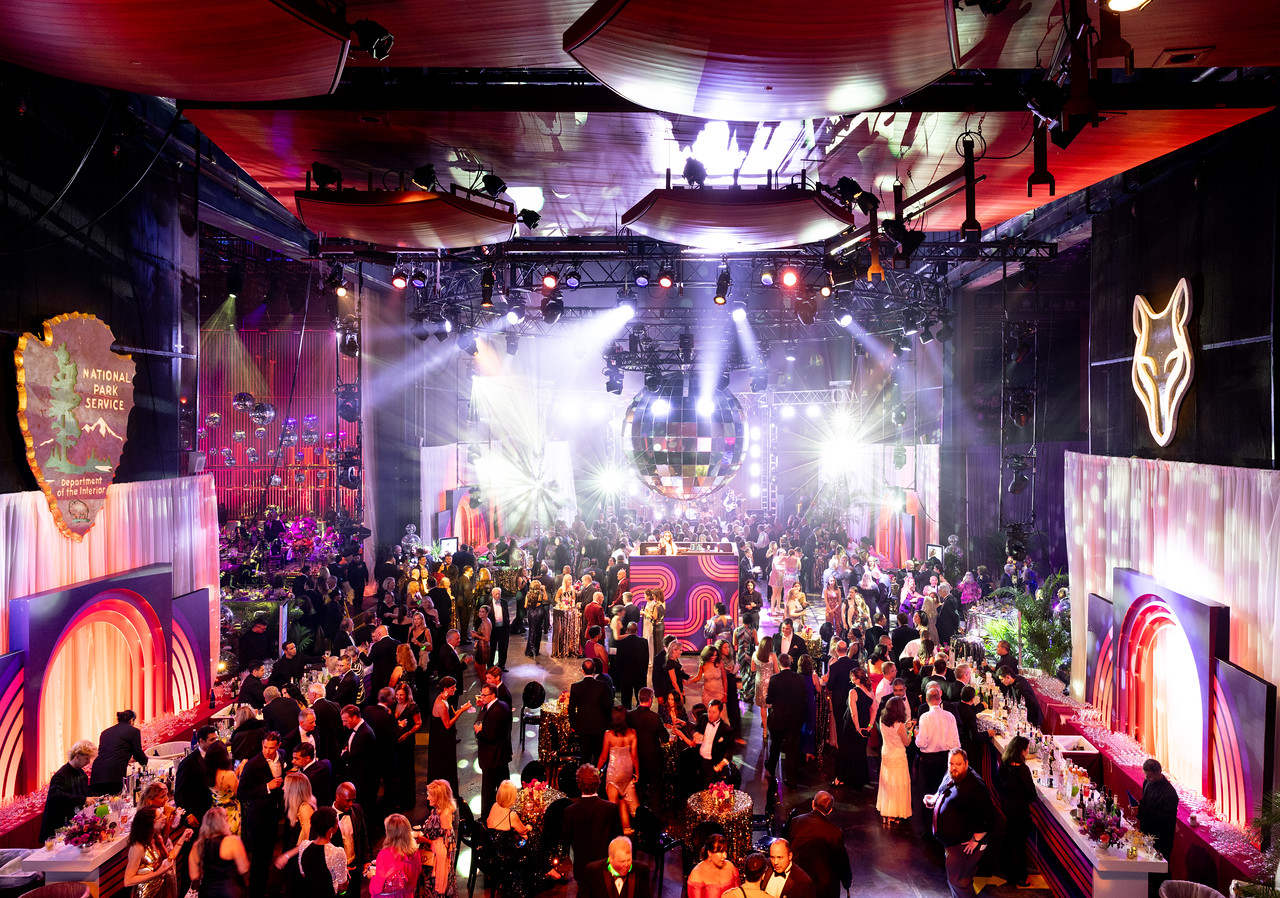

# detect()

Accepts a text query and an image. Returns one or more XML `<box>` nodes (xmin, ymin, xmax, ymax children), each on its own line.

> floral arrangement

<box><xmin>708</xmin><ymin>781</ymin><xmax>733</xmax><ymax>806</ymax></box>
<box><xmin>64</xmin><ymin>809</ymin><xmax>115</xmax><ymax>848</ymax></box>
<box><xmin>524</xmin><ymin>779</ymin><xmax>547</xmax><ymax>793</ymax></box>
<box><xmin>520</xmin><ymin>779</ymin><xmax>550</xmax><ymax>813</ymax></box>
<box><xmin>1079</xmin><ymin>807</ymin><xmax>1128</xmax><ymax>849</ymax></box>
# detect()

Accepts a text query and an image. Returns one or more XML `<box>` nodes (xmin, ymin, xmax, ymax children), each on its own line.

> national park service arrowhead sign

<box><xmin>15</xmin><ymin>313</ymin><xmax>136</xmax><ymax>541</ymax></box>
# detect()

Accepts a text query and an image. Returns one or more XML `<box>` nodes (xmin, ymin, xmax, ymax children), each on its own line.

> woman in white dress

<box><xmin>876</xmin><ymin>696</ymin><xmax>913</xmax><ymax>824</ymax></box>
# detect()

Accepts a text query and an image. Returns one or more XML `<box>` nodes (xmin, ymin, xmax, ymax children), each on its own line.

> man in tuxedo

<box><xmin>306</xmin><ymin>683</ymin><xmax>343</xmax><ymax>762</ymax></box>
<box><xmin>581</xmin><ymin>836</ymin><xmax>651</xmax><ymax>898</ymax></box>
<box><xmin>786</xmin><ymin>792</ymin><xmax>851</xmax><ymax>898</ymax></box>
<box><xmin>88</xmin><ymin>710</ymin><xmax>149</xmax><ymax>794</ymax></box>
<box><xmin>925</xmin><ymin>749</ymin><xmax>992</xmax><ymax>898</ymax></box>
<box><xmin>262</xmin><ymin>685</ymin><xmax>298</xmax><ymax>735</ymax></box>
<box><xmin>764</xmin><ymin>838</ymin><xmax>816</xmax><ymax>898</ymax></box>
<box><xmin>175</xmin><ymin>726</ymin><xmax>218</xmax><ymax>830</ymax></box>
<box><xmin>824</xmin><ymin>642</ymin><xmax>855</xmax><ymax>732</ymax></box>
<box><xmin>327</xmin><ymin>655</ymin><xmax>361</xmax><ymax>707</ymax></box>
<box><xmin>562</xmin><ymin>764</ymin><xmax>622</xmax><ymax>885</ymax></box>
<box><xmin>568</xmin><ymin>659</ymin><xmax>613</xmax><ymax>764</ymax></box>
<box><xmin>237</xmin><ymin>730</ymin><xmax>285</xmax><ymax>896</ymax></box>
<box><xmin>994</xmin><ymin>640</ymin><xmax>1019</xmax><ymax>673</ymax></box>
<box><xmin>766</xmin><ymin>655</ymin><xmax>806</xmax><ymax>788</ymax></box>
<box><xmin>437</xmin><ymin>629</ymin><xmax>467</xmax><ymax>706</ymax></box>
<box><xmin>362</xmin><ymin>687</ymin><xmax>398</xmax><ymax>805</ymax></box>
<box><xmin>486</xmin><ymin>586</ymin><xmax>512</xmax><ymax>671</ymax></box>
<box><xmin>268</xmin><ymin>641</ymin><xmax>306</xmax><ymax>688</ymax></box>
<box><xmin>455</xmin><ymin>566</ymin><xmax>476</xmax><ymax>645</ymax></box>
<box><xmin>332</xmin><ymin>781</ymin><xmax>370</xmax><ymax>898</ymax></box>
<box><xmin>239</xmin><ymin>616</ymin><xmax>275</xmax><ymax>668</ymax></box>
<box><xmin>474</xmin><ymin>683</ymin><xmax>513</xmax><ymax>817</ymax></box>
<box><xmin>775</xmin><ymin>619</ymin><xmax>802</xmax><ymax>670</ymax></box>
<box><xmin>359</xmin><ymin>626</ymin><xmax>399</xmax><ymax>699</ymax></box>
<box><xmin>864</xmin><ymin>614</ymin><xmax>888</xmax><ymax>657</ymax></box>
<box><xmin>613</xmin><ymin>622</ymin><xmax>649</xmax><ymax>709</ymax></box>
<box><xmin>627</xmin><ymin>688</ymin><xmax>664</xmax><ymax>807</ymax></box>
<box><xmin>891</xmin><ymin>613</ymin><xmax>919</xmax><ymax>662</ymax></box>
<box><xmin>239</xmin><ymin>662</ymin><xmax>267</xmax><ymax>710</ymax></box>
<box><xmin>339</xmin><ymin>704</ymin><xmax>379</xmax><ymax>811</ymax></box>
<box><xmin>1137</xmin><ymin>758</ymin><xmax>1179</xmax><ymax>859</ymax></box>
<box><xmin>483</xmin><ymin>667</ymin><xmax>513</xmax><ymax>708</ymax></box>
<box><xmin>696</xmin><ymin>699</ymin><xmax>735</xmax><ymax>785</ymax></box>
<box><xmin>291</xmin><ymin>741</ymin><xmax>333</xmax><ymax>806</ymax></box>
<box><xmin>997</xmin><ymin>668</ymin><xmax>1042</xmax><ymax>727</ymax></box>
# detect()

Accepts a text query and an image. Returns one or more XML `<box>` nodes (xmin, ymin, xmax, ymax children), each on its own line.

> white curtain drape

<box><xmin>420</xmin><ymin>444</ymin><xmax>460</xmax><ymax>545</ymax></box>
<box><xmin>1064</xmin><ymin>452</ymin><xmax>1280</xmax><ymax>700</ymax></box>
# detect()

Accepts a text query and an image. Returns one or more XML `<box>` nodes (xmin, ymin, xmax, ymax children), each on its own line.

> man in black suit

<box><xmin>437</xmin><ymin>630</ymin><xmax>467</xmax><ymax>707</ymax></box>
<box><xmin>483</xmin><ymin>667</ymin><xmax>513</xmax><ymax>708</ymax></box>
<box><xmin>239</xmin><ymin>616</ymin><xmax>275</xmax><ymax>669</ymax></box>
<box><xmin>925</xmin><ymin>749</ymin><xmax>992</xmax><ymax>898</ymax></box>
<box><xmin>291</xmin><ymin>741</ymin><xmax>333</xmax><ymax>807</ymax></box>
<box><xmin>268</xmin><ymin>641</ymin><xmax>306</xmax><ymax>688</ymax></box>
<box><xmin>997</xmin><ymin>668</ymin><xmax>1042</xmax><ymax>727</ymax></box>
<box><xmin>824</xmin><ymin>642</ymin><xmax>855</xmax><ymax>733</ymax></box>
<box><xmin>306</xmin><ymin>683</ymin><xmax>343</xmax><ymax>762</ymax></box>
<box><xmin>327</xmin><ymin>655</ymin><xmax>361</xmax><ymax>707</ymax></box>
<box><xmin>946</xmin><ymin>686</ymin><xmax>989</xmax><ymax>763</ymax></box>
<box><xmin>994</xmin><ymin>640</ymin><xmax>1019</xmax><ymax>673</ymax></box>
<box><xmin>613</xmin><ymin>622</ymin><xmax>649</xmax><ymax>709</ymax></box>
<box><xmin>88</xmin><ymin>710</ymin><xmax>149</xmax><ymax>793</ymax></box>
<box><xmin>237</xmin><ymin>730</ymin><xmax>285</xmax><ymax>896</ymax></box>
<box><xmin>627</xmin><ymin>688</ymin><xmax>664</xmax><ymax>807</ymax></box>
<box><xmin>863</xmin><ymin>614</ymin><xmax>888</xmax><ymax>658</ymax></box>
<box><xmin>339</xmin><ymin>704</ymin><xmax>379</xmax><ymax>811</ymax></box>
<box><xmin>363</xmin><ymin>687</ymin><xmax>399</xmax><ymax>808</ymax></box>
<box><xmin>262</xmin><ymin>685</ymin><xmax>298</xmax><ymax>735</ymax></box>
<box><xmin>785</xmin><ymin>792</ymin><xmax>851</xmax><ymax>898</ymax></box>
<box><xmin>332</xmin><ymin>781</ymin><xmax>370</xmax><ymax>898</ymax></box>
<box><xmin>764</xmin><ymin>838</ymin><xmax>817</xmax><ymax>898</ymax></box>
<box><xmin>359</xmin><ymin>626</ymin><xmax>400</xmax><ymax>700</ymax></box>
<box><xmin>695</xmin><ymin>699</ymin><xmax>735</xmax><ymax>785</ymax></box>
<box><xmin>474</xmin><ymin>682</ymin><xmax>513</xmax><ymax>817</ymax></box>
<box><xmin>41</xmin><ymin>740</ymin><xmax>95</xmax><ymax>841</ymax></box>
<box><xmin>766</xmin><ymin>655</ymin><xmax>807</xmax><ymax>788</ymax></box>
<box><xmin>1137</xmin><ymin>758</ymin><xmax>1179</xmax><ymax>859</ymax></box>
<box><xmin>568</xmin><ymin>659</ymin><xmax>613</xmax><ymax>764</ymax></box>
<box><xmin>175</xmin><ymin>726</ymin><xmax>218</xmax><ymax>830</ymax></box>
<box><xmin>562</xmin><ymin>764</ymin><xmax>622</xmax><ymax>885</ymax></box>
<box><xmin>651</xmin><ymin>636</ymin><xmax>674</xmax><ymax>701</ymax></box>
<box><xmin>775</xmin><ymin>619</ymin><xmax>803</xmax><ymax>671</ymax></box>
<box><xmin>485</xmin><ymin>586</ymin><xmax>512</xmax><ymax>671</ymax></box>
<box><xmin>891</xmin><ymin>613</ymin><xmax>919</xmax><ymax>662</ymax></box>
<box><xmin>239</xmin><ymin>662</ymin><xmax>267</xmax><ymax>710</ymax></box>
<box><xmin>581</xmin><ymin>836</ymin><xmax>651</xmax><ymax>898</ymax></box>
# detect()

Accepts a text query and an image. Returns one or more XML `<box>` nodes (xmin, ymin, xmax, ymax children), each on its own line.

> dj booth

<box><xmin>629</xmin><ymin>543</ymin><xmax>739</xmax><ymax>650</ymax></box>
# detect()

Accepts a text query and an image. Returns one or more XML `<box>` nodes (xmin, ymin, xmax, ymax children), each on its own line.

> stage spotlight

<box><xmin>883</xmin><ymin>218</ymin><xmax>927</xmax><ymax>267</ymax></box>
<box><xmin>1009</xmin><ymin>398</ymin><xmax>1032</xmax><ymax>428</ymax></box>
<box><xmin>795</xmin><ymin>296</ymin><xmax>816</xmax><ymax>325</ymax></box>
<box><xmin>459</xmin><ymin>333</ymin><xmax>479</xmax><ymax>356</ymax></box>
<box><xmin>891</xmin><ymin>337</ymin><xmax>905</xmax><ymax>357</ymax></box>
<box><xmin>1008</xmin><ymin>470</ymin><xmax>1031</xmax><ymax>494</ymax></box>
<box><xmin>411</xmin><ymin>164</ymin><xmax>437</xmax><ymax>190</ymax></box>
<box><xmin>481</xmin><ymin>173</ymin><xmax>507</xmax><ymax>196</ymax></box>
<box><xmin>564</xmin><ymin>269</ymin><xmax>581</xmax><ymax>289</ymax></box>
<box><xmin>516</xmin><ymin>209</ymin><xmax>541</xmax><ymax>231</ymax></box>
<box><xmin>751</xmin><ymin>369</ymin><xmax>769</xmax><ymax>392</ymax></box>
<box><xmin>919</xmin><ymin>323</ymin><xmax>935</xmax><ymax>344</ymax></box>
<box><xmin>832</xmin><ymin>297</ymin><xmax>853</xmax><ymax>328</ymax></box>
<box><xmin>226</xmin><ymin>264</ymin><xmax>244</xmax><ymax>300</ymax></box>
<box><xmin>784</xmin><ymin>345</ymin><xmax>797</xmax><ymax>362</ymax></box>
<box><xmin>435</xmin><ymin>325</ymin><xmax>451</xmax><ymax>343</ymax></box>
<box><xmin>780</xmin><ymin>404</ymin><xmax>796</xmax><ymax>419</ymax></box>
<box><xmin>634</xmin><ymin>266</ymin><xmax>651</xmax><ymax>288</ymax></box>
<box><xmin>657</xmin><ymin>268</ymin><xmax>675</xmax><ymax>290</ymax></box>
<box><xmin>902</xmin><ymin>309</ymin><xmax>921</xmax><ymax>336</ymax></box>
<box><xmin>391</xmin><ymin>267</ymin><xmax>409</xmax><ymax>290</ymax></box>
<box><xmin>351</xmin><ymin>19</ymin><xmax>394</xmax><ymax>60</ymax></box>
<box><xmin>678</xmin><ymin>331</ymin><xmax>694</xmax><ymax>364</ymax></box>
<box><xmin>1005</xmin><ymin>525</ymin><xmax>1028</xmax><ymax>560</ymax></box>
<box><xmin>893</xmin><ymin>445</ymin><xmax>907</xmax><ymax>470</ymax></box>
<box><xmin>337</xmin><ymin>315</ymin><xmax>360</xmax><ymax>358</ymax></box>
<box><xmin>541</xmin><ymin>294</ymin><xmax>564</xmax><ymax>323</ymax></box>
<box><xmin>834</xmin><ymin>177</ymin><xmax>880</xmax><ymax>215</ymax></box>
<box><xmin>760</xmin><ymin>264</ymin><xmax>776</xmax><ymax>287</ymax></box>
<box><xmin>718</xmin><ymin>371</ymin><xmax>731</xmax><ymax>391</ymax></box>
<box><xmin>336</xmin><ymin>384</ymin><xmax>361</xmax><ymax>421</ymax></box>
<box><xmin>731</xmin><ymin>299</ymin><xmax>748</xmax><ymax>323</ymax></box>
<box><xmin>779</xmin><ymin>266</ymin><xmax>800</xmax><ymax>289</ymax></box>
<box><xmin>480</xmin><ymin>267</ymin><xmax>495</xmax><ymax>308</ymax></box>
<box><xmin>505</xmin><ymin>301</ymin><xmax>527</xmax><ymax>324</ymax></box>
<box><xmin>645</xmin><ymin>369</ymin><xmax>662</xmax><ymax>391</ymax></box>
<box><xmin>696</xmin><ymin>396</ymin><xmax>714</xmax><ymax>416</ymax></box>
<box><xmin>935</xmin><ymin>321</ymin><xmax>954</xmax><ymax>342</ymax></box>
<box><xmin>714</xmin><ymin>270</ymin><xmax>731</xmax><ymax>305</ymax></box>
<box><xmin>604</xmin><ymin>366</ymin><xmax>624</xmax><ymax>394</ymax></box>
<box><xmin>1017</xmin><ymin>263</ymin><xmax>1038</xmax><ymax>290</ymax></box>
<box><xmin>890</xmin><ymin>402</ymin><xmax>907</xmax><ymax>427</ymax></box>
<box><xmin>819</xmin><ymin>271</ymin><xmax>835</xmax><ymax>298</ymax></box>
<box><xmin>616</xmin><ymin>293</ymin><xmax>636</xmax><ymax>318</ymax></box>
<box><xmin>542</xmin><ymin>270</ymin><xmax>559</xmax><ymax>291</ymax></box>
<box><xmin>683</xmin><ymin>157</ymin><xmax>708</xmax><ymax>187</ymax></box>
<box><xmin>410</xmin><ymin>317</ymin><xmax>433</xmax><ymax>342</ymax></box>
<box><xmin>506</xmin><ymin>334</ymin><xmax>520</xmax><ymax>356</ymax></box>
<box><xmin>1106</xmin><ymin>0</ymin><xmax>1151</xmax><ymax>9</ymax></box>
<box><xmin>409</xmin><ymin>267</ymin><xmax>428</xmax><ymax>289</ymax></box>
<box><xmin>335</xmin><ymin>282</ymin><xmax>348</xmax><ymax>298</ymax></box>
<box><xmin>338</xmin><ymin>463</ymin><xmax>362</xmax><ymax>490</ymax></box>
<box><xmin>310</xmin><ymin>161</ymin><xmax>342</xmax><ymax>190</ymax></box>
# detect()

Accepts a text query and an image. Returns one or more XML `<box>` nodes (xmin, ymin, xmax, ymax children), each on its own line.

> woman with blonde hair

<box><xmin>369</xmin><ymin>813</ymin><xmax>421</xmax><ymax>898</ymax></box>
<box><xmin>390</xmin><ymin>642</ymin><xmax>417</xmax><ymax>689</ymax></box>
<box><xmin>485</xmin><ymin>781</ymin><xmax>533</xmax><ymax>897</ymax></box>
<box><xmin>283</xmin><ymin>771</ymin><xmax>317</xmax><ymax>846</ymax></box>
<box><xmin>421</xmin><ymin>779</ymin><xmax>459</xmax><ymax>898</ymax></box>
<box><xmin>188</xmin><ymin>807</ymin><xmax>248</xmax><ymax>898</ymax></box>
<box><xmin>751</xmin><ymin>636</ymin><xmax>780</xmax><ymax>740</ymax></box>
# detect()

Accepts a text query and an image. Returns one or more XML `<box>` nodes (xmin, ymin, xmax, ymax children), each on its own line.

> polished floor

<box><xmin>415</xmin><ymin>617</ymin><xmax>1056</xmax><ymax>898</ymax></box>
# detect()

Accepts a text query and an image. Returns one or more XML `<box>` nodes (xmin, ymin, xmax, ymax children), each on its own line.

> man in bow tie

<box><xmin>582</xmin><ymin>836</ymin><xmax>651</xmax><ymax>898</ymax></box>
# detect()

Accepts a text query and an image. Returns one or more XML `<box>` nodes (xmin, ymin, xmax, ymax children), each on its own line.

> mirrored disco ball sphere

<box><xmin>254</xmin><ymin>426</ymin><xmax>268</xmax><ymax>441</ymax></box>
<box><xmin>621</xmin><ymin>375</ymin><xmax>747</xmax><ymax>501</ymax></box>
<box><xmin>232</xmin><ymin>392</ymin><xmax>255</xmax><ymax>412</ymax></box>
<box><xmin>284</xmin><ymin>417</ymin><xmax>298</xmax><ymax>429</ymax></box>
<box><xmin>302</xmin><ymin>430</ymin><xmax>319</xmax><ymax>446</ymax></box>
<box><xmin>302</xmin><ymin>414</ymin><xmax>319</xmax><ymax>428</ymax></box>
<box><xmin>232</xmin><ymin>430</ymin><xmax>246</xmax><ymax>443</ymax></box>
<box><xmin>205</xmin><ymin>412</ymin><xmax>222</xmax><ymax>428</ymax></box>
<box><xmin>269</xmin><ymin>474</ymin><xmax>283</xmax><ymax>487</ymax></box>
<box><xmin>316</xmin><ymin>470</ymin><xmax>327</xmax><ymax>483</ymax></box>
<box><xmin>279</xmin><ymin>429</ymin><xmax>298</xmax><ymax>447</ymax></box>
<box><xmin>294</xmin><ymin>470</ymin><xmax>306</xmax><ymax>484</ymax></box>
<box><xmin>246</xmin><ymin>448</ymin><xmax>260</xmax><ymax>463</ymax></box>
<box><xmin>250</xmin><ymin>402</ymin><xmax>276</xmax><ymax>425</ymax></box>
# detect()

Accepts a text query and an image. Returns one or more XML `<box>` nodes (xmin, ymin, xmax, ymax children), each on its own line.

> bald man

<box><xmin>359</xmin><ymin>625</ymin><xmax>399</xmax><ymax>698</ymax></box>
<box><xmin>581</xmin><ymin>836</ymin><xmax>650</xmax><ymax>898</ymax></box>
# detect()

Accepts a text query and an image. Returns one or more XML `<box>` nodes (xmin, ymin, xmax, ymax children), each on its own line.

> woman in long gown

<box><xmin>427</xmin><ymin>678</ymin><xmax>471</xmax><ymax>795</ymax></box>
<box><xmin>598</xmin><ymin>707</ymin><xmax>639</xmax><ymax>833</ymax></box>
<box><xmin>124</xmin><ymin>807</ymin><xmax>189</xmax><ymax>898</ymax></box>
<box><xmin>823</xmin><ymin>580</ymin><xmax>844</xmax><ymax>638</ymax></box>
<box><xmin>796</xmin><ymin>654</ymin><xmax>821</xmax><ymax>759</ymax></box>
<box><xmin>420</xmin><ymin>780</ymin><xmax>459</xmax><ymax>898</ymax></box>
<box><xmin>876</xmin><ymin>696</ymin><xmax>913</xmax><ymax>823</ymax></box>
<box><xmin>485</xmin><ymin>782</ymin><xmax>534</xmax><ymax>898</ymax></box>
<box><xmin>204</xmin><ymin>742</ymin><xmax>241</xmax><ymax>836</ymax></box>
<box><xmin>837</xmin><ymin>667</ymin><xmax>875</xmax><ymax>789</ymax></box>
<box><xmin>690</xmin><ymin>646</ymin><xmax>726</xmax><ymax>710</ymax></box>
<box><xmin>643</xmin><ymin>588</ymin><xmax>666</xmax><ymax>655</ymax></box>
<box><xmin>393</xmin><ymin>682</ymin><xmax>423</xmax><ymax>813</ymax></box>
<box><xmin>189</xmin><ymin>808</ymin><xmax>249</xmax><ymax>898</ymax></box>
<box><xmin>751</xmin><ymin>637</ymin><xmax>779</xmax><ymax>741</ymax></box>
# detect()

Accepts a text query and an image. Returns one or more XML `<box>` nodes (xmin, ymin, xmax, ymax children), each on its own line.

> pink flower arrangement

<box><xmin>1078</xmin><ymin>808</ymin><xmax>1128</xmax><ymax>847</ymax></box>
<box><xmin>525</xmin><ymin>780</ymin><xmax>547</xmax><ymax>793</ymax></box>
<box><xmin>708</xmin><ymin>782</ymin><xmax>733</xmax><ymax>804</ymax></box>
<box><xmin>64</xmin><ymin>810</ymin><xmax>114</xmax><ymax>848</ymax></box>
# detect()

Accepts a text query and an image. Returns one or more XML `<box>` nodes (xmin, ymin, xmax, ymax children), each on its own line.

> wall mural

<box><xmin>1131</xmin><ymin>278</ymin><xmax>1194</xmax><ymax>447</ymax></box>
<box><xmin>14</xmin><ymin>313</ymin><xmax>136</xmax><ymax>540</ymax></box>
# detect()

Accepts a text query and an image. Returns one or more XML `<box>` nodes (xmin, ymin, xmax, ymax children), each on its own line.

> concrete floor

<box><xmin>402</xmin><ymin>609</ymin><xmax>1057</xmax><ymax>898</ymax></box>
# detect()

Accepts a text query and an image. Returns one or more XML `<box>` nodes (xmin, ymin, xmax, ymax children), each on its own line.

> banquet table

<box><xmin>551</xmin><ymin>607</ymin><xmax>582</xmax><ymax>658</ymax></box>
<box><xmin>684</xmin><ymin>789</ymin><xmax>753</xmax><ymax>866</ymax></box>
<box><xmin>537</xmin><ymin>700</ymin><xmax>579</xmax><ymax>774</ymax></box>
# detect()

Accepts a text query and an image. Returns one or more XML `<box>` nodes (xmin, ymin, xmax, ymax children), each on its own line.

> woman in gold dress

<box><xmin>124</xmin><ymin>807</ymin><xmax>191</xmax><ymax>898</ymax></box>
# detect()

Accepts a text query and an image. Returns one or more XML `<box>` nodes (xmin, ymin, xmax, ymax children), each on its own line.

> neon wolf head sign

<box><xmin>1131</xmin><ymin>278</ymin><xmax>1194</xmax><ymax>447</ymax></box>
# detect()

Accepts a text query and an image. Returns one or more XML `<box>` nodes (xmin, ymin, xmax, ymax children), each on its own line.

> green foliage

<box><xmin>982</xmin><ymin>580</ymin><xmax>1071</xmax><ymax>674</ymax></box>
<box><xmin>288</xmin><ymin>621</ymin><xmax>316</xmax><ymax>654</ymax></box>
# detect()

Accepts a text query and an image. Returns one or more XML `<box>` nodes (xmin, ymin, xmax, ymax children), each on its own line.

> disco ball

<box><xmin>250</xmin><ymin>402</ymin><xmax>276</xmax><ymax>425</ymax></box>
<box><xmin>302</xmin><ymin>430</ymin><xmax>319</xmax><ymax>446</ymax></box>
<box><xmin>302</xmin><ymin>414</ymin><xmax>319</xmax><ymax>428</ymax></box>
<box><xmin>232</xmin><ymin>392</ymin><xmax>255</xmax><ymax>413</ymax></box>
<box><xmin>279</xmin><ymin>429</ymin><xmax>298</xmax><ymax>447</ymax></box>
<box><xmin>621</xmin><ymin>375</ymin><xmax>747</xmax><ymax>500</ymax></box>
<box><xmin>205</xmin><ymin>412</ymin><xmax>222</xmax><ymax>428</ymax></box>
<box><xmin>246</xmin><ymin>448</ymin><xmax>260</xmax><ymax>463</ymax></box>
<box><xmin>254</xmin><ymin>427</ymin><xmax>268</xmax><ymax>441</ymax></box>
<box><xmin>316</xmin><ymin>470</ymin><xmax>327</xmax><ymax>483</ymax></box>
<box><xmin>232</xmin><ymin>430</ymin><xmax>246</xmax><ymax>443</ymax></box>
<box><xmin>269</xmin><ymin>474</ymin><xmax>283</xmax><ymax>487</ymax></box>
<box><xmin>196</xmin><ymin>427</ymin><xmax>207</xmax><ymax>441</ymax></box>
<box><xmin>267</xmin><ymin>449</ymin><xmax>280</xmax><ymax>461</ymax></box>
<box><xmin>324</xmin><ymin>432</ymin><xmax>336</xmax><ymax>446</ymax></box>
<box><xmin>294</xmin><ymin>470</ymin><xmax>306</xmax><ymax>484</ymax></box>
<box><xmin>284</xmin><ymin>417</ymin><xmax>298</xmax><ymax>429</ymax></box>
